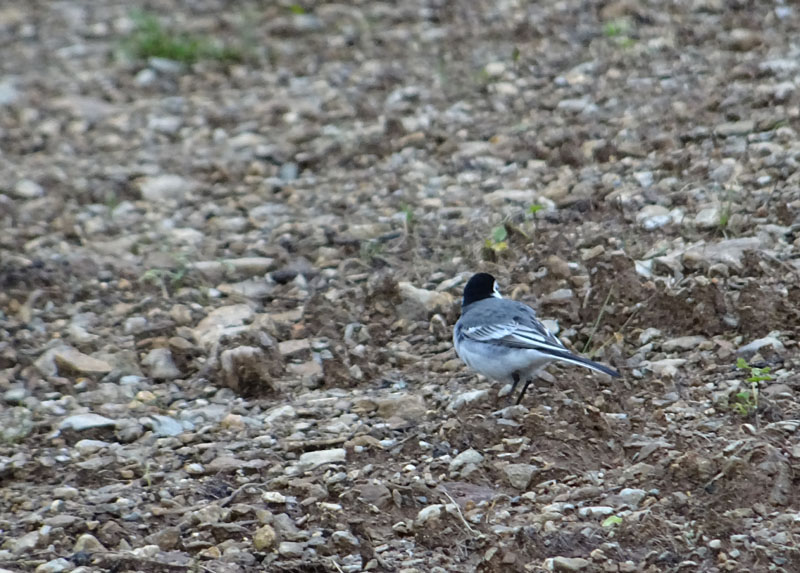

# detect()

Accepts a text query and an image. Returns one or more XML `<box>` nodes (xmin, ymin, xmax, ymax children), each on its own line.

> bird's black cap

<box><xmin>462</xmin><ymin>272</ymin><xmax>499</xmax><ymax>306</ymax></box>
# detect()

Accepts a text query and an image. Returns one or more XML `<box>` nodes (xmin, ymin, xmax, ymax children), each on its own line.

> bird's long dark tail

<box><xmin>544</xmin><ymin>348</ymin><xmax>621</xmax><ymax>377</ymax></box>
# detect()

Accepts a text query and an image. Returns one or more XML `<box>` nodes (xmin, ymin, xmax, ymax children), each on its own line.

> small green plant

<box><xmin>140</xmin><ymin>267</ymin><xmax>188</xmax><ymax>287</ymax></box>
<box><xmin>603</xmin><ymin>18</ymin><xmax>630</xmax><ymax>38</ymax></box>
<box><xmin>528</xmin><ymin>203</ymin><xmax>544</xmax><ymax>216</ymax></box>
<box><xmin>288</xmin><ymin>4</ymin><xmax>306</xmax><ymax>15</ymax></box>
<box><xmin>737</xmin><ymin>357</ymin><xmax>773</xmax><ymax>383</ymax></box>
<box><xmin>485</xmin><ymin>224</ymin><xmax>509</xmax><ymax>253</ymax></box>
<box><xmin>730</xmin><ymin>358</ymin><xmax>773</xmax><ymax>417</ymax></box>
<box><xmin>144</xmin><ymin>459</ymin><xmax>153</xmax><ymax>488</ymax></box>
<box><xmin>124</xmin><ymin>10</ymin><xmax>245</xmax><ymax>64</ymax></box>
<box><xmin>730</xmin><ymin>388</ymin><xmax>758</xmax><ymax>417</ymax></box>
<box><xmin>718</xmin><ymin>189</ymin><xmax>734</xmax><ymax>234</ymax></box>
<box><xmin>104</xmin><ymin>191</ymin><xmax>121</xmax><ymax>211</ymax></box>
<box><xmin>139</xmin><ymin>256</ymin><xmax>190</xmax><ymax>297</ymax></box>
<box><xmin>140</xmin><ymin>267</ymin><xmax>188</xmax><ymax>297</ymax></box>
<box><xmin>359</xmin><ymin>240</ymin><xmax>384</xmax><ymax>262</ymax></box>
<box><xmin>602</xmin><ymin>514</ymin><xmax>623</xmax><ymax>527</ymax></box>
<box><xmin>718</xmin><ymin>203</ymin><xmax>732</xmax><ymax>231</ymax></box>
<box><xmin>603</xmin><ymin>18</ymin><xmax>635</xmax><ymax>48</ymax></box>
<box><xmin>475</xmin><ymin>67</ymin><xmax>492</xmax><ymax>89</ymax></box>
<box><xmin>400</xmin><ymin>204</ymin><xmax>415</xmax><ymax>231</ymax></box>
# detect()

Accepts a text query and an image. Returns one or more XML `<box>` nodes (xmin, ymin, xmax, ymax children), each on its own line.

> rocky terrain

<box><xmin>2</xmin><ymin>1</ymin><xmax>800</xmax><ymax>571</ymax></box>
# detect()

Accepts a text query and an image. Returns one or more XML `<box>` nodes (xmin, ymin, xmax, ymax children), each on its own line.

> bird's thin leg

<box><xmin>516</xmin><ymin>378</ymin><xmax>534</xmax><ymax>405</ymax></box>
<box><xmin>509</xmin><ymin>372</ymin><xmax>521</xmax><ymax>396</ymax></box>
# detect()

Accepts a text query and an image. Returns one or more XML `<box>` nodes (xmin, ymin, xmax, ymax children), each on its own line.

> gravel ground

<box><xmin>2</xmin><ymin>1</ymin><xmax>800</xmax><ymax>572</ymax></box>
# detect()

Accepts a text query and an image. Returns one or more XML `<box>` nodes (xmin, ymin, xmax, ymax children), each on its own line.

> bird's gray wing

<box><xmin>461</xmin><ymin>318</ymin><xmax>567</xmax><ymax>354</ymax></box>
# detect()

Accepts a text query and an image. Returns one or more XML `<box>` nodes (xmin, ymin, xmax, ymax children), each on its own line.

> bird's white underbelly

<box><xmin>455</xmin><ymin>338</ymin><xmax>553</xmax><ymax>383</ymax></box>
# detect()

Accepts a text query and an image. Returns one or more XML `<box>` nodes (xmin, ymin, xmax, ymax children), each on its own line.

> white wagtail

<box><xmin>453</xmin><ymin>272</ymin><xmax>620</xmax><ymax>404</ymax></box>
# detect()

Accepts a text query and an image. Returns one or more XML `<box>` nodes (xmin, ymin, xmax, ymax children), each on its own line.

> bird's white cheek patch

<box><xmin>491</xmin><ymin>282</ymin><xmax>502</xmax><ymax>298</ymax></box>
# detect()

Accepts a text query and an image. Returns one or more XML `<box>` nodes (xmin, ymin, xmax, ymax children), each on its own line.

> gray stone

<box><xmin>447</xmin><ymin>389</ymin><xmax>490</xmax><ymax>411</ymax></box>
<box><xmin>191</xmin><ymin>504</ymin><xmax>227</xmax><ymax>525</ymax></box>
<box><xmin>577</xmin><ymin>506</ymin><xmax>614</xmax><ymax>517</ymax></box>
<box><xmin>3</xmin><ymin>388</ymin><xmax>27</xmax><ymax>404</ymax></box>
<box><xmin>145</xmin><ymin>526</ymin><xmax>181</xmax><ymax>550</ymax></box>
<box><xmin>134</xmin><ymin>68</ymin><xmax>156</xmax><ymax>86</ymax></box>
<box><xmin>376</xmin><ymin>394</ymin><xmax>426</xmax><ymax>421</ymax></box>
<box><xmin>616</xmin><ymin>488</ymin><xmax>647</xmax><ymax>508</ymax></box>
<box><xmin>694</xmin><ymin>206</ymin><xmax>721</xmax><ymax>229</ymax></box>
<box><xmin>11</xmin><ymin>531</ymin><xmax>40</xmax><ymax>555</ymax></box>
<box><xmin>188</xmin><ymin>261</ymin><xmax>227</xmax><ymax>283</ymax></box>
<box><xmin>551</xmin><ymin>556</ymin><xmax>591</xmax><ymax>571</ymax></box>
<box><xmin>193</xmin><ymin>304</ymin><xmax>254</xmax><ymax>348</ymax></box>
<box><xmin>0</xmin><ymin>78</ymin><xmax>19</xmax><ymax>106</ymax></box>
<box><xmin>662</xmin><ymin>336</ymin><xmax>707</xmax><ymax>352</ymax></box>
<box><xmin>123</xmin><ymin>317</ymin><xmax>148</xmax><ymax>334</ymax></box>
<box><xmin>415</xmin><ymin>504</ymin><xmax>444</xmax><ymax>527</ymax></box>
<box><xmin>74</xmin><ymin>439</ymin><xmax>110</xmax><ymax>455</ymax></box>
<box><xmin>557</xmin><ymin>97</ymin><xmax>590</xmax><ymax>113</ymax></box>
<box><xmin>148</xmin><ymin>57</ymin><xmax>185</xmax><ymax>74</ymax></box>
<box><xmin>398</xmin><ymin>282</ymin><xmax>454</xmax><ymax>318</ymax></box>
<box><xmin>44</xmin><ymin>515</ymin><xmax>81</xmax><ymax>528</ymax></box>
<box><xmin>449</xmin><ymin>449</ymin><xmax>484</xmax><ymax>472</ymax></box>
<box><xmin>60</xmin><ymin>413</ymin><xmax>116</xmax><ymax>431</ymax></box>
<box><xmin>147</xmin><ymin>115</ymin><xmax>182</xmax><ymax>135</ymax></box>
<box><xmin>116</xmin><ymin>420</ymin><xmax>145</xmax><ymax>442</ymax></box>
<box><xmin>228</xmin><ymin>132</ymin><xmax>265</xmax><ymax>148</ymax></box>
<box><xmin>217</xmin><ymin>279</ymin><xmax>272</xmax><ymax>299</ymax></box>
<box><xmin>225</xmin><ymin>257</ymin><xmax>275</xmax><ymax>277</ymax></box>
<box><xmin>253</xmin><ymin>524</ymin><xmax>277</xmax><ymax>550</ymax></box>
<box><xmin>76</xmin><ymin>455</ymin><xmax>115</xmax><ymax>471</ymax></box>
<box><xmin>738</xmin><ymin>335</ymin><xmax>784</xmax><ymax>356</ymax></box>
<box><xmin>220</xmin><ymin>345</ymin><xmax>279</xmax><ymax>393</ymax></box>
<box><xmin>278</xmin><ymin>338</ymin><xmax>311</xmax><ymax>358</ymax></box>
<box><xmin>762</xmin><ymin>383</ymin><xmax>792</xmax><ymax>398</ymax></box>
<box><xmin>279</xmin><ymin>162</ymin><xmax>299</xmax><ymax>181</ymax></box>
<box><xmin>13</xmin><ymin>179</ymin><xmax>44</xmax><ymax>199</ymax></box>
<box><xmin>0</xmin><ymin>406</ymin><xmax>34</xmax><ymax>443</ymax></box>
<box><xmin>485</xmin><ymin>61</ymin><xmax>506</xmax><ymax>77</ymax></box>
<box><xmin>73</xmin><ymin>533</ymin><xmax>107</xmax><ymax>553</ymax></box>
<box><xmin>683</xmin><ymin>237</ymin><xmax>762</xmax><ymax>271</ymax></box>
<box><xmin>53</xmin><ymin>486</ymin><xmax>79</xmax><ymax>499</ymax></box>
<box><xmin>504</xmin><ymin>463</ymin><xmax>539</xmax><ymax>490</ymax></box>
<box><xmin>541</xmin><ymin>288</ymin><xmax>574</xmax><ymax>304</ymax></box>
<box><xmin>146</xmin><ymin>414</ymin><xmax>185</xmax><ymax>437</ymax></box>
<box><xmin>332</xmin><ymin>529</ymin><xmax>359</xmax><ymax>549</ymax></box>
<box><xmin>295</xmin><ymin>448</ymin><xmax>346</xmax><ymax>472</ymax></box>
<box><xmin>278</xmin><ymin>541</ymin><xmax>305</xmax><ymax>558</ymax></box>
<box><xmin>141</xmin><ymin>348</ymin><xmax>181</xmax><ymax>380</ymax></box>
<box><xmin>263</xmin><ymin>405</ymin><xmax>296</xmax><ymax>424</ymax></box>
<box><xmin>35</xmin><ymin>345</ymin><xmax>112</xmax><ymax>377</ymax></box>
<box><xmin>642</xmin><ymin>358</ymin><xmax>686</xmax><ymax>378</ymax></box>
<box><xmin>139</xmin><ymin>174</ymin><xmax>196</xmax><ymax>201</ymax></box>
<box><xmin>725</xmin><ymin>29</ymin><xmax>761</xmax><ymax>51</ymax></box>
<box><xmin>633</xmin><ymin>171</ymin><xmax>654</xmax><ymax>188</ymax></box>
<box><xmin>636</xmin><ymin>205</ymin><xmax>672</xmax><ymax>230</ymax></box>
<box><xmin>272</xmin><ymin>513</ymin><xmax>303</xmax><ymax>540</ymax></box>
<box><xmin>638</xmin><ymin>328</ymin><xmax>662</xmax><ymax>345</ymax></box>
<box><xmin>483</xmin><ymin>188</ymin><xmax>536</xmax><ymax>206</ymax></box>
<box><xmin>715</xmin><ymin>120</ymin><xmax>754</xmax><ymax>137</ymax></box>
<box><xmin>35</xmin><ymin>558</ymin><xmax>72</xmax><ymax>573</ymax></box>
<box><xmin>710</xmin><ymin>160</ymin><xmax>739</xmax><ymax>183</ymax></box>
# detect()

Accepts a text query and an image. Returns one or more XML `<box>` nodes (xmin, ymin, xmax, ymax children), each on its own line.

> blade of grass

<box><xmin>583</xmin><ymin>288</ymin><xmax>614</xmax><ymax>354</ymax></box>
